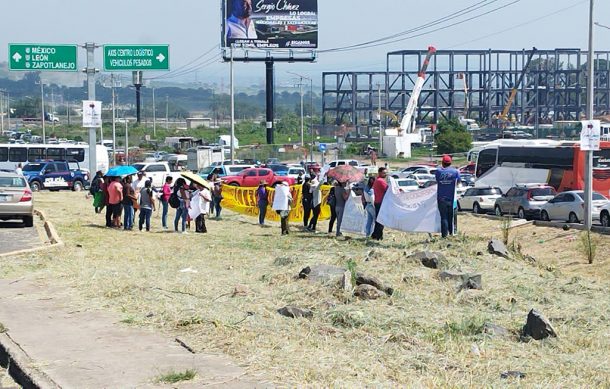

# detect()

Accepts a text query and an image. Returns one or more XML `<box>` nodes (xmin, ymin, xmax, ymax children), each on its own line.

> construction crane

<box><xmin>399</xmin><ymin>46</ymin><xmax>437</xmax><ymax>134</ymax></box>
<box><xmin>499</xmin><ymin>47</ymin><xmax>537</xmax><ymax>123</ymax></box>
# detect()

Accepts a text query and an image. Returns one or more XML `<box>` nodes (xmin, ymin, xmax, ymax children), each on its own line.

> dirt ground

<box><xmin>2</xmin><ymin>192</ymin><xmax>609</xmax><ymax>387</ymax></box>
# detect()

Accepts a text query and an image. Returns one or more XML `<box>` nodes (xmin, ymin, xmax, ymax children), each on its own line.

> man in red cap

<box><xmin>435</xmin><ymin>154</ymin><xmax>460</xmax><ymax>238</ymax></box>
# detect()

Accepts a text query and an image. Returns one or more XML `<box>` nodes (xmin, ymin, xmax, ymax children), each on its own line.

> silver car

<box><xmin>541</xmin><ymin>191</ymin><xmax>609</xmax><ymax>223</ymax></box>
<box><xmin>0</xmin><ymin>172</ymin><xmax>34</xmax><ymax>227</ymax></box>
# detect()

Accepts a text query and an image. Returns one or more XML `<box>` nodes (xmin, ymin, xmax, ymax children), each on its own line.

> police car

<box><xmin>21</xmin><ymin>160</ymin><xmax>89</xmax><ymax>192</ymax></box>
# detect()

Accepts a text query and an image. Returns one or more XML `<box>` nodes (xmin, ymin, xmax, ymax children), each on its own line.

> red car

<box><xmin>222</xmin><ymin>168</ymin><xmax>296</xmax><ymax>187</ymax></box>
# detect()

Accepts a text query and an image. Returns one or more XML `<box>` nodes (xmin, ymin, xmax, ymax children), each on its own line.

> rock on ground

<box><xmin>299</xmin><ymin>264</ymin><xmax>346</xmax><ymax>284</ymax></box>
<box><xmin>354</xmin><ymin>284</ymin><xmax>386</xmax><ymax>300</ymax></box>
<box><xmin>277</xmin><ymin>306</ymin><xmax>313</xmax><ymax>319</ymax></box>
<box><xmin>488</xmin><ymin>239</ymin><xmax>509</xmax><ymax>258</ymax></box>
<box><xmin>522</xmin><ymin>309</ymin><xmax>557</xmax><ymax>340</ymax></box>
<box><xmin>356</xmin><ymin>273</ymin><xmax>393</xmax><ymax>296</ymax></box>
<box><xmin>408</xmin><ymin>251</ymin><xmax>446</xmax><ymax>269</ymax></box>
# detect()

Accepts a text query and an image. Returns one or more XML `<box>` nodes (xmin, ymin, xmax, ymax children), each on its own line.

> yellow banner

<box><xmin>221</xmin><ymin>184</ymin><xmax>333</xmax><ymax>222</ymax></box>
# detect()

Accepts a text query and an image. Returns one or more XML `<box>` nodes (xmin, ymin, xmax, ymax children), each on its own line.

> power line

<box><xmin>449</xmin><ymin>0</ymin><xmax>588</xmax><ymax>48</ymax></box>
<box><xmin>146</xmin><ymin>44</ymin><xmax>219</xmax><ymax>80</ymax></box>
<box><xmin>320</xmin><ymin>0</ymin><xmax>520</xmax><ymax>54</ymax></box>
<box><xmin>152</xmin><ymin>54</ymin><xmax>222</xmax><ymax>80</ymax></box>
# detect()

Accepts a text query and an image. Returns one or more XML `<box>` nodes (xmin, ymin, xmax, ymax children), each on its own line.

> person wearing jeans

<box><xmin>327</xmin><ymin>182</ymin><xmax>337</xmax><ymax>233</ymax></box>
<box><xmin>138</xmin><ymin>180</ymin><xmax>155</xmax><ymax>232</ymax></box>
<box><xmin>307</xmin><ymin>176</ymin><xmax>322</xmax><ymax>232</ymax></box>
<box><xmin>161</xmin><ymin>176</ymin><xmax>173</xmax><ymax>229</ymax></box>
<box><xmin>122</xmin><ymin>176</ymin><xmax>136</xmax><ymax>230</ymax></box>
<box><xmin>435</xmin><ymin>154</ymin><xmax>460</xmax><ymax>238</ymax></box>
<box><xmin>363</xmin><ymin>176</ymin><xmax>376</xmax><ymax>237</ymax></box>
<box><xmin>212</xmin><ymin>182</ymin><xmax>223</xmax><ymax>219</ymax></box>
<box><xmin>256</xmin><ymin>181</ymin><xmax>268</xmax><ymax>225</ymax></box>
<box><xmin>301</xmin><ymin>177</ymin><xmax>312</xmax><ymax>228</ymax></box>
<box><xmin>173</xmin><ymin>178</ymin><xmax>190</xmax><ymax>233</ymax></box>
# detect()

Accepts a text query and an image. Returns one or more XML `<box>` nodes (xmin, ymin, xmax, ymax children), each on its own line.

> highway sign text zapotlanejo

<box><xmin>103</xmin><ymin>45</ymin><xmax>169</xmax><ymax>71</ymax></box>
<box><xmin>9</xmin><ymin>44</ymin><xmax>78</xmax><ymax>71</ymax></box>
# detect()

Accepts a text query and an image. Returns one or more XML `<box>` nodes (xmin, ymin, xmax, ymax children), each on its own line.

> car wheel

<box><xmin>30</xmin><ymin>181</ymin><xmax>41</xmax><ymax>192</ymax></box>
<box><xmin>72</xmin><ymin>180</ymin><xmax>84</xmax><ymax>192</ymax></box>
<box><xmin>568</xmin><ymin>212</ymin><xmax>579</xmax><ymax>224</ymax></box>
<box><xmin>23</xmin><ymin>215</ymin><xmax>34</xmax><ymax>227</ymax></box>
<box><xmin>541</xmin><ymin>210</ymin><xmax>550</xmax><ymax>221</ymax></box>
<box><xmin>494</xmin><ymin>205</ymin><xmax>502</xmax><ymax>216</ymax></box>
<box><xmin>601</xmin><ymin>211</ymin><xmax>610</xmax><ymax>227</ymax></box>
<box><xmin>473</xmin><ymin>202</ymin><xmax>481</xmax><ymax>214</ymax></box>
<box><xmin>229</xmin><ymin>182</ymin><xmax>239</xmax><ymax>186</ymax></box>
<box><xmin>517</xmin><ymin>207</ymin><xmax>526</xmax><ymax>220</ymax></box>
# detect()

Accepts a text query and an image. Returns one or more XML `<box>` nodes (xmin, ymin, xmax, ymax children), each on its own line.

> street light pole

<box><xmin>40</xmin><ymin>80</ymin><xmax>46</xmax><ymax>144</ymax></box>
<box><xmin>584</xmin><ymin>0</ymin><xmax>595</xmax><ymax>230</ymax></box>
<box><xmin>152</xmin><ymin>86</ymin><xmax>156</xmax><ymax>138</ymax></box>
<box><xmin>230</xmin><ymin>49</ymin><xmax>235</xmax><ymax>164</ymax></box>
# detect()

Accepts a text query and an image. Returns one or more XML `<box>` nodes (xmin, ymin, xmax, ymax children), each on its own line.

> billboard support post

<box><xmin>230</xmin><ymin>49</ymin><xmax>235</xmax><ymax>164</ymax></box>
<box><xmin>265</xmin><ymin>59</ymin><xmax>274</xmax><ymax>145</ymax></box>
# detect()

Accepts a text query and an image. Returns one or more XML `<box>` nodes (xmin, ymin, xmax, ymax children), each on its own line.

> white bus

<box><xmin>0</xmin><ymin>144</ymin><xmax>109</xmax><ymax>173</ymax></box>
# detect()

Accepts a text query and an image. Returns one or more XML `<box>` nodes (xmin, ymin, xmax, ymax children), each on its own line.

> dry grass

<box><xmin>3</xmin><ymin>192</ymin><xmax>610</xmax><ymax>387</ymax></box>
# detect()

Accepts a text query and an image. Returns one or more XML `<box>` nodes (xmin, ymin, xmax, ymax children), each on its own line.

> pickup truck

<box><xmin>327</xmin><ymin>159</ymin><xmax>373</xmax><ymax>175</ymax></box>
<box><xmin>132</xmin><ymin>162</ymin><xmax>183</xmax><ymax>188</ymax></box>
<box><xmin>222</xmin><ymin>167</ymin><xmax>296</xmax><ymax>187</ymax></box>
<box><xmin>22</xmin><ymin>160</ymin><xmax>90</xmax><ymax>192</ymax></box>
<box><xmin>197</xmin><ymin>164</ymin><xmax>253</xmax><ymax>180</ymax></box>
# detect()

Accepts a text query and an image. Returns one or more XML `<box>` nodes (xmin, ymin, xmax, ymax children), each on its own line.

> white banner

<box><xmin>341</xmin><ymin>193</ymin><xmax>366</xmax><ymax>236</ymax></box>
<box><xmin>82</xmin><ymin>100</ymin><xmax>102</xmax><ymax>128</ymax></box>
<box><xmin>580</xmin><ymin>120</ymin><xmax>601</xmax><ymax>151</ymax></box>
<box><xmin>377</xmin><ymin>178</ymin><xmax>441</xmax><ymax>233</ymax></box>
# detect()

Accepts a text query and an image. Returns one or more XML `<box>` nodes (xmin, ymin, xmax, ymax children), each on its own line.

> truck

<box><xmin>22</xmin><ymin>160</ymin><xmax>90</xmax><ymax>192</ymax></box>
<box><xmin>131</xmin><ymin>161</ymin><xmax>183</xmax><ymax>188</ymax></box>
<box><xmin>187</xmin><ymin>146</ymin><xmax>224</xmax><ymax>172</ymax></box>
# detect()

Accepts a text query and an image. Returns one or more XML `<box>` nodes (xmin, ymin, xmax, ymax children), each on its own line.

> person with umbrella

<box><xmin>327</xmin><ymin>165</ymin><xmax>363</xmax><ymax>237</ymax></box>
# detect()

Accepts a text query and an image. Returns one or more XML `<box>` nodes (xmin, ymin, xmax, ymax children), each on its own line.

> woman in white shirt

<box><xmin>272</xmin><ymin>181</ymin><xmax>292</xmax><ymax>235</ymax></box>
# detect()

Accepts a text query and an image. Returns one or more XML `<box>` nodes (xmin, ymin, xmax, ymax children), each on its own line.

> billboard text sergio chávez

<box><xmin>222</xmin><ymin>0</ymin><xmax>318</xmax><ymax>49</ymax></box>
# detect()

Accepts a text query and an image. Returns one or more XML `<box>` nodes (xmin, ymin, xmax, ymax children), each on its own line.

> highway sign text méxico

<box><xmin>103</xmin><ymin>45</ymin><xmax>169</xmax><ymax>71</ymax></box>
<box><xmin>9</xmin><ymin>44</ymin><xmax>77</xmax><ymax>71</ymax></box>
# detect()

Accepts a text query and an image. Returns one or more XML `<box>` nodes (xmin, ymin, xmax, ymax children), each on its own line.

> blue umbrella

<box><xmin>105</xmin><ymin>165</ymin><xmax>138</xmax><ymax>177</ymax></box>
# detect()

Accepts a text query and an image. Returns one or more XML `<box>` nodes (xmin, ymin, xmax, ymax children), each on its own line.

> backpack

<box><xmin>169</xmin><ymin>191</ymin><xmax>180</xmax><ymax>209</ymax></box>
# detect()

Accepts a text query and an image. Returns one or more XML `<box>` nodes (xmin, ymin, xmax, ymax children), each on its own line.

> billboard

<box><xmin>222</xmin><ymin>0</ymin><xmax>318</xmax><ymax>49</ymax></box>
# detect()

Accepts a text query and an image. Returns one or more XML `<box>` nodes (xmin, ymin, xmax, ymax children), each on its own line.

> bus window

<box><xmin>0</xmin><ymin>147</ymin><xmax>7</xmax><ymax>162</ymax></box>
<box><xmin>9</xmin><ymin>148</ymin><xmax>27</xmax><ymax>162</ymax></box>
<box><xmin>47</xmin><ymin>147</ymin><xmax>65</xmax><ymax>161</ymax></box>
<box><xmin>476</xmin><ymin>148</ymin><xmax>497</xmax><ymax>177</ymax></box>
<box><xmin>498</xmin><ymin>146</ymin><xmax>573</xmax><ymax>170</ymax></box>
<box><xmin>28</xmin><ymin>147</ymin><xmax>45</xmax><ymax>162</ymax></box>
<box><xmin>67</xmin><ymin>148</ymin><xmax>85</xmax><ymax>162</ymax></box>
<box><xmin>594</xmin><ymin>149</ymin><xmax>610</xmax><ymax>168</ymax></box>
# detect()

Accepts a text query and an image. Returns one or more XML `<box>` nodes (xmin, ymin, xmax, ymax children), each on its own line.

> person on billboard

<box><xmin>226</xmin><ymin>0</ymin><xmax>258</xmax><ymax>40</ymax></box>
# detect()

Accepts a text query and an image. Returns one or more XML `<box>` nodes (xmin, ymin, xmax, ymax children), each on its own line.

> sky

<box><xmin>1</xmin><ymin>0</ymin><xmax>609</xmax><ymax>89</ymax></box>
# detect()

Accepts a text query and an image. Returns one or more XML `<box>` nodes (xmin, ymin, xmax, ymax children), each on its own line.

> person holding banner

<box><xmin>371</xmin><ymin>167</ymin><xmax>389</xmax><ymax>240</ymax></box>
<box><xmin>225</xmin><ymin>0</ymin><xmax>258</xmax><ymax>40</ymax></box>
<box><xmin>302</xmin><ymin>177</ymin><xmax>313</xmax><ymax>228</ymax></box>
<box><xmin>307</xmin><ymin>175</ymin><xmax>322</xmax><ymax>232</ymax></box>
<box><xmin>272</xmin><ymin>181</ymin><xmax>292</xmax><ymax>235</ymax></box>
<box><xmin>363</xmin><ymin>176</ymin><xmax>376</xmax><ymax>237</ymax></box>
<box><xmin>435</xmin><ymin>154</ymin><xmax>460</xmax><ymax>238</ymax></box>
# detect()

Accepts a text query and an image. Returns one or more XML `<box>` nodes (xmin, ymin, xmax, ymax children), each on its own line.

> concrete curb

<box><xmin>0</xmin><ymin>210</ymin><xmax>63</xmax><ymax>259</ymax></box>
<box><xmin>0</xmin><ymin>333</ymin><xmax>58</xmax><ymax>389</ymax></box>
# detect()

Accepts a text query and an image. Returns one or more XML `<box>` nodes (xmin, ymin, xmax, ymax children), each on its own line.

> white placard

<box><xmin>82</xmin><ymin>100</ymin><xmax>102</xmax><ymax>128</ymax></box>
<box><xmin>580</xmin><ymin>120</ymin><xmax>601</xmax><ymax>151</ymax></box>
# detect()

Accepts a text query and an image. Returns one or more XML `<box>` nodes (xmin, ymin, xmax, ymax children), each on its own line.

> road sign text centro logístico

<box><xmin>9</xmin><ymin>44</ymin><xmax>77</xmax><ymax>71</ymax></box>
<box><xmin>103</xmin><ymin>45</ymin><xmax>169</xmax><ymax>71</ymax></box>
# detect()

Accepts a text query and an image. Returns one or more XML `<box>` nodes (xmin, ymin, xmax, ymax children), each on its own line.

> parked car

<box><xmin>287</xmin><ymin>167</ymin><xmax>306</xmax><ymax>179</ymax></box>
<box><xmin>0</xmin><ymin>172</ymin><xmax>34</xmax><ymax>227</ymax></box>
<box><xmin>131</xmin><ymin>162</ymin><xmax>183</xmax><ymax>188</ymax></box>
<box><xmin>540</xmin><ymin>191</ymin><xmax>609</xmax><ymax>223</ymax></box>
<box><xmin>395</xmin><ymin>178</ymin><xmax>420</xmax><ymax>192</ymax></box>
<box><xmin>494</xmin><ymin>184</ymin><xmax>556</xmax><ymax>220</ymax></box>
<box><xmin>22</xmin><ymin>160</ymin><xmax>89</xmax><ymax>192</ymax></box>
<box><xmin>599</xmin><ymin>203</ymin><xmax>610</xmax><ymax>227</ymax></box>
<box><xmin>408</xmin><ymin>173</ymin><xmax>436</xmax><ymax>187</ymax></box>
<box><xmin>222</xmin><ymin>167</ymin><xmax>296</xmax><ymax>187</ymax></box>
<box><xmin>458</xmin><ymin>186</ymin><xmax>503</xmax><ymax>214</ymax></box>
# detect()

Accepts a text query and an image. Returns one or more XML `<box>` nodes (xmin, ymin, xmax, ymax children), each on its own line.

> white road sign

<box><xmin>580</xmin><ymin>120</ymin><xmax>601</xmax><ymax>151</ymax></box>
<box><xmin>82</xmin><ymin>100</ymin><xmax>102</xmax><ymax>128</ymax></box>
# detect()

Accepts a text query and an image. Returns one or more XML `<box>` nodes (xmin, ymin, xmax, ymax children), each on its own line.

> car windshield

<box><xmin>0</xmin><ymin>176</ymin><xmax>26</xmax><ymax>187</ymax></box>
<box><xmin>229</xmin><ymin>166</ymin><xmax>247</xmax><ymax>173</ymax></box>
<box><xmin>23</xmin><ymin>163</ymin><xmax>44</xmax><ymax>172</ymax></box>
<box><xmin>132</xmin><ymin>163</ymin><xmax>146</xmax><ymax>171</ymax></box>
<box><xmin>576</xmin><ymin>192</ymin><xmax>607</xmax><ymax>201</ymax></box>
<box><xmin>269</xmin><ymin>165</ymin><xmax>288</xmax><ymax>172</ymax></box>
<box><xmin>530</xmin><ymin>188</ymin><xmax>556</xmax><ymax>196</ymax></box>
<box><xmin>398</xmin><ymin>180</ymin><xmax>418</xmax><ymax>187</ymax></box>
<box><xmin>482</xmin><ymin>188</ymin><xmax>502</xmax><ymax>195</ymax></box>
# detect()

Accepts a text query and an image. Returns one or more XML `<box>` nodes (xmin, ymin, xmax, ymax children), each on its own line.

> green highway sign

<box><xmin>103</xmin><ymin>45</ymin><xmax>169</xmax><ymax>71</ymax></box>
<box><xmin>9</xmin><ymin>44</ymin><xmax>78</xmax><ymax>71</ymax></box>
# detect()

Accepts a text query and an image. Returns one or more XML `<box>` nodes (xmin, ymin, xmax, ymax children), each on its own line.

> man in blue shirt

<box><xmin>435</xmin><ymin>154</ymin><xmax>460</xmax><ymax>238</ymax></box>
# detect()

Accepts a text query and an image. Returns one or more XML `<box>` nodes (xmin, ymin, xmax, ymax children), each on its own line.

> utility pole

<box><xmin>378</xmin><ymin>83</ymin><xmax>383</xmax><ymax>155</ymax></box>
<box><xmin>125</xmin><ymin>119</ymin><xmax>129</xmax><ymax>164</ymax></box>
<box><xmin>165</xmin><ymin>95</ymin><xmax>169</xmax><ymax>129</ymax></box>
<box><xmin>584</xmin><ymin>0</ymin><xmax>595</xmax><ymax>230</ymax></box>
<box><xmin>39</xmin><ymin>78</ymin><xmax>46</xmax><ymax>144</ymax></box>
<box><xmin>6</xmin><ymin>91</ymin><xmax>10</xmax><ymax>131</ymax></box>
<box><xmin>82</xmin><ymin>42</ymin><xmax>99</xmax><ymax>176</ymax></box>
<box><xmin>0</xmin><ymin>90</ymin><xmax>4</xmax><ymax>134</ymax></box>
<box><xmin>51</xmin><ymin>87</ymin><xmax>56</xmax><ymax>131</ymax></box>
<box><xmin>152</xmin><ymin>86</ymin><xmax>156</xmax><ymax>138</ymax></box>
<box><xmin>230</xmin><ymin>49</ymin><xmax>235</xmax><ymax>164</ymax></box>
<box><xmin>133</xmin><ymin>71</ymin><xmax>143</xmax><ymax>124</ymax></box>
<box><xmin>110</xmin><ymin>74</ymin><xmax>118</xmax><ymax>166</ymax></box>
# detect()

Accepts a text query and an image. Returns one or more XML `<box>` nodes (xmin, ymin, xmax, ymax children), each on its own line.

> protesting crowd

<box><xmin>87</xmin><ymin>154</ymin><xmax>460</xmax><ymax>238</ymax></box>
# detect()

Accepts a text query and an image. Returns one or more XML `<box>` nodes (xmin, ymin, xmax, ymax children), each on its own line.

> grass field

<box><xmin>2</xmin><ymin>192</ymin><xmax>610</xmax><ymax>387</ymax></box>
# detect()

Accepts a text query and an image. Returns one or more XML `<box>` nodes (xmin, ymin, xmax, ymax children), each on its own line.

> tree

<box><xmin>434</xmin><ymin>118</ymin><xmax>472</xmax><ymax>154</ymax></box>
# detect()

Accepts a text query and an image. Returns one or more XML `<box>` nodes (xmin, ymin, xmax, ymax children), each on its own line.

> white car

<box><xmin>395</xmin><ymin>178</ymin><xmax>419</xmax><ymax>192</ymax></box>
<box><xmin>408</xmin><ymin>173</ymin><xmax>435</xmax><ymax>187</ymax></box>
<box><xmin>287</xmin><ymin>167</ymin><xmax>306</xmax><ymax>179</ymax></box>
<box><xmin>540</xmin><ymin>190</ymin><xmax>609</xmax><ymax>223</ymax></box>
<box><xmin>599</xmin><ymin>203</ymin><xmax>610</xmax><ymax>227</ymax></box>
<box><xmin>458</xmin><ymin>186</ymin><xmax>503</xmax><ymax>214</ymax></box>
